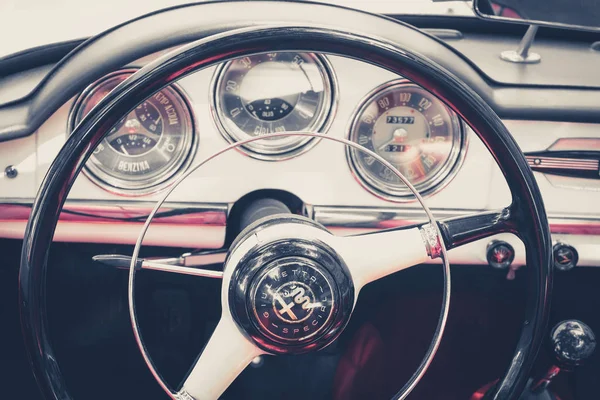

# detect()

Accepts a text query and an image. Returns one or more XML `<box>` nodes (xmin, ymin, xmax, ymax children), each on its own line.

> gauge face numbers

<box><xmin>214</xmin><ymin>52</ymin><xmax>335</xmax><ymax>158</ymax></box>
<box><xmin>72</xmin><ymin>71</ymin><xmax>195</xmax><ymax>193</ymax></box>
<box><xmin>348</xmin><ymin>82</ymin><xmax>464</xmax><ymax>199</ymax></box>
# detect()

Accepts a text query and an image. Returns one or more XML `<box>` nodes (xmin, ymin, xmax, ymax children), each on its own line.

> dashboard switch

<box><xmin>553</xmin><ymin>243</ymin><xmax>578</xmax><ymax>271</ymax></box>
<box><xmin>486</xmin><ymin>240</ymin><xmax>515</xmax><ymax>269</ymax></box>
<box><xmin>4</xmin><ymin>165</ymin><xmax>17</xmax><ymax>179</ymax></box>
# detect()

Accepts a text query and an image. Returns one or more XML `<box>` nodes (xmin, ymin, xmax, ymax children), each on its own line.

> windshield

<box><xmin>0</xmin><ymin>0</ymin><xmax>473</xmax><ymax>59</ymax></box>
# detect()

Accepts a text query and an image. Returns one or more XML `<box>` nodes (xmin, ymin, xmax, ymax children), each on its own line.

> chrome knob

<box><xmin>550</xmin><ymin>320</ymin><xmax>596</xmax><ymax>368</ymax></box>
<box><xmin>552</xmin><ymin>243</ymin><xmax>578</xmax><ymax>271</ymax></box>
<box><xmin>486</xmin><ymin>240</ymin><xmax>515</xmax><ymax>269</ymax></box>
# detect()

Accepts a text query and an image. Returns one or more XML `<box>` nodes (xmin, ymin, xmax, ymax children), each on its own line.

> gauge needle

<box><xmin>120</xmin><ymin>145</ymin><xmax>130</xmax><ymax>155</ymax></box>
<box><xmin>151</xmin><ymin>116</ymin><xmax>163</xmax><ymax>133</ymax></box>
<box><xmin>414</xmin><ymin>158</ymin><xmax>426</xmax><ymax>175</ymax></box>
<box><xmin>378</xmin><ymin>128</ymin><xmax>408</xmax><ymax>151</ymax></box>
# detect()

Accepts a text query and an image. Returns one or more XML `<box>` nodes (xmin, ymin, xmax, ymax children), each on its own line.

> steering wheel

<box><xmin>19</xmin><ymin>2</ymin><xmax>552</xmax><ymax>400</ymax></box>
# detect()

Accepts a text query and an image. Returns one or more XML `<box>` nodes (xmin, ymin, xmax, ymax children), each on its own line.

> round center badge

<box><xmin>250</xmin><ymin>257</ymin><xmax>336</xmax><ymax>343</ymax></box>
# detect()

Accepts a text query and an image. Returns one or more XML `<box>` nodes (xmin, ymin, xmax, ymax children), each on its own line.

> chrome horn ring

<box><xmin>129</xmin><ymin>131</ymin><xmax>450</xmax><ymax>400</ymax></box>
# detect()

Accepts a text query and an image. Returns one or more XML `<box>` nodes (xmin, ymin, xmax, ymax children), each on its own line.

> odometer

<box><xmin>347</xmin><ymin>80</ymin><xmax>465</xmax><ymax>200</ymax></box>
<box><xmin>70</xmin><ymin>70</ymin><xmax>195</xmax><ymax>194</ymax></box>
<box><xmin>212</xmin><ymin>52</ymin><xmax>336</xmax><ymax>160</ymax></box>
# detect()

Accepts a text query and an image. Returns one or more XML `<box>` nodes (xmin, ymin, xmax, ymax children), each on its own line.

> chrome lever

<box><xmin>92</xmin><ymin>197</ymin><xmax>289</xmax><ymax>278</ymax></box>
<box><xmin>92</xmin><ymin>250</ymin><xmax>226</xmax><ymax>279</ymax></box>
<box><xmin>92</xmin><ymin>254</ymin><xmax>175</xmax><ymax>269</ymax></box>
<box><xmin>178</xmin><ymin>249</ymin><xmax>227</xmax><ymax>267</ymax></box>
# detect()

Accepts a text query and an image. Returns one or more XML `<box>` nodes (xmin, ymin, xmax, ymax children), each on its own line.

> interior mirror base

<box><xmin>474</xmin><ymin>0</ymin><xmax>600</xmax><ymax>33</ymax></box>
<box><xmin>500</xmin><ymin>25</ymin><xmax>541</xmax><ymax>64</ymax></box>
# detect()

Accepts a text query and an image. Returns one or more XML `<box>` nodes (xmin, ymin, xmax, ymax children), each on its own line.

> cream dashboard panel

<box><xmin>2</xmin><ymin>52</ymin><xmax>600</xmax><ymax>262</ymax></box>
<box><xmin>489</xmin><ymin>120</ymin><xmax>600</xmax><ymax>217</ymax></box>
<box><xmin>32</xmin><ymin>55</ymin><xmax>493</xmax><ymax>209</ymax></box>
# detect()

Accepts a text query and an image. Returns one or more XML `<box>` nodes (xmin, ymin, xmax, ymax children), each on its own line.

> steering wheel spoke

<box><xmin>330</xmin><ymin>225</ymin><xmax>432</xmax><ymax>290</ymax></box>
<box><xmin>178</xmin><ymin>316</ymin><xmax>263</xmax><ymax>400</ymax></box>
<box><xmin>437</xmin><ymin>207</ymin><xmax>516</xmax><ymax>250</ymax></box>
<box><xmin>330</xmin><ymin>207</ymin><xmax>516</xmax><ymax>290</ymax></box>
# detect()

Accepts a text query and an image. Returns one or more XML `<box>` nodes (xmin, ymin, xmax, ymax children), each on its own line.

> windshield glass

<box><xmin>0</xmin><ymin>0</ymin><xmax>473</xmax><ymax>58</ymax></box>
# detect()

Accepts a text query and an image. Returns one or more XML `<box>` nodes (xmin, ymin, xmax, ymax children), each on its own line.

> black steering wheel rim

<box><xmin>20</xmin><ymin>16</ymin><xmax>551</xmax><ymax>400</ymax></box>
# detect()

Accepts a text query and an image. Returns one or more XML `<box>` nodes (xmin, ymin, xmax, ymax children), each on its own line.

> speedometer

<box><xmin>212</xmin><ymin>52</ymin><xmax>336</xmax><ymax>160</ymax></box>
<box><xmin>70</xmin><ymin>70</ymin><xmax>195</xmax><ymax>195</ymax></box>
<box><xmin>347</xmin><ymin>80</ymin><xmax>466</xmax><ymax>200</ymax></box>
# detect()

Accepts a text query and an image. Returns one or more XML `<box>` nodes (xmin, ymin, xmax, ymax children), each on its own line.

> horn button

<box><xmin>228</xmin><ymin>216</ymin><xmax>354</xmax><ymax>354</ymax></box>
<box><xmin>250</xmin><ymin>257</ymin><xmax>336</xmax><ymax>342</ymax></box>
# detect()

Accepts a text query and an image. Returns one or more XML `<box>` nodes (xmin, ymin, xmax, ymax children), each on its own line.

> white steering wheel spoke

<box><xmin>330</xmin><ymin>225</ymin><xmax>434</xmax><ymax>291</ymax></box>
<box><xmin>178</xmin><ymin>316</ymin><xmax>263</xmax><ymax>400</ymax></box>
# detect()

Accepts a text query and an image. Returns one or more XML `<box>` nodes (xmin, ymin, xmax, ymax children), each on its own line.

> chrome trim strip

<box><xmin>0</xmin><ymin>199</ymin><xmax>227</xmax><ymax>223</ymax></box>
<box><xmin>310</xmin><ymin>205</ymin><xmax>600</xmax><ymax>236</ymax></box>
<box><xmin>0</xmin><ymin>200</ymin><xmax>228</xmax><ymax>247</ymax></box>
<box><xmin>526</xmin><ymin>155</ymin><xmax>599</xmax><ymax>171</ymax></box>
<box><xmin>310</xmin><ymin>205</ymin><xmax>465</xmax><ymax>228</ymax></box>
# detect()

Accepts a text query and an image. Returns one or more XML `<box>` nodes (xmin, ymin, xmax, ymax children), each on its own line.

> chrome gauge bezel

<box><xmin>211</xmin><ymin>52</ymin><xmax>337</xmax><ymax>161</ymax></box>
<box><xmin>69</xmin><ymin>69</ymin><xmax>197</xmax><ymax>196</ymax></box>
<box><xmin>346</xmin><ymin>79</ymin><xmax>467</xmax><ymax>202</ymax></box>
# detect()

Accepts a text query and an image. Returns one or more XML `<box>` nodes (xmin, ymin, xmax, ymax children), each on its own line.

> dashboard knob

<box><xmin>486</xmin><ymin>240</ymin><xmax>515</xmax><ymax>269</ymax></box>
<box><xmin>553</xmin><ymin>243</ymin><xmax>578</xmax><ymax>271</ymax></box>
<box><xmin>550</xmin><ymin>320</ymin><xmax>596</xmax><ymax>369</ymax></box>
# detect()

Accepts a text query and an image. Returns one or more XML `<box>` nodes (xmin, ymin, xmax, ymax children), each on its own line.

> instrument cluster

<box><xmin>69</xmin><ymin>52</ymin><xmax>467</xmax><ymax>200</ymax></box>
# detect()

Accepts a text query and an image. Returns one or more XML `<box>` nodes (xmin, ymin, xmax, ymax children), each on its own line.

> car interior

<box><xmin>0</xmin><ymin>0</ymin><xmax>599</xmax><ymax>399</ymax></box>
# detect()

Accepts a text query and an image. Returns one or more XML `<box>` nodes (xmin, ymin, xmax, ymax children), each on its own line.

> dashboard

<box><xmin>1</xmin><ymin>24</ymin><xmax>600</xmax><ymax>270</ymax></box>
<box><xmin>1</xmin><ymin>3</ymin><xmax>600</xmax><ymax>400</ymax></box>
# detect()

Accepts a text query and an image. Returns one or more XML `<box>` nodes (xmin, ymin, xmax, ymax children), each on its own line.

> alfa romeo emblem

<box><xmin>251</xmin><ymin>257</ymin><xmax>335</xmax><ymax>342</ymax></box>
